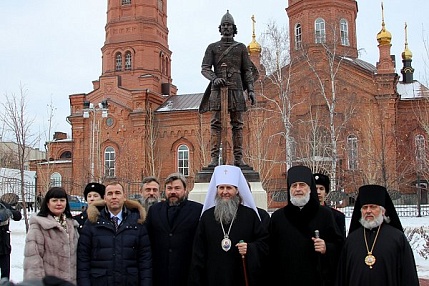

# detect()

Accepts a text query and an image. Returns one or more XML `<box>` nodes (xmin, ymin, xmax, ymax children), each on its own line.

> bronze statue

<box><xmin>199</xmin><ymin>10</ymin><xmax>256</xmax><ymax>168</ymax></box>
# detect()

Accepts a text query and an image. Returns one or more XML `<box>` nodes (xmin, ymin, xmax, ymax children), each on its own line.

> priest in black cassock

<box><xmin>188</xmin><ymin>165</ymin><xmax>268</xmax><ymax>286</ymax></box>
<box><xmin>268</xmin><ymin>165</ymin><xmax>344</xmax><ymax>285</ymax></box>
<box><xmin>335</xmin><ymin>184</ymin><xmax>419</xmax><ymax>286</ymax></box>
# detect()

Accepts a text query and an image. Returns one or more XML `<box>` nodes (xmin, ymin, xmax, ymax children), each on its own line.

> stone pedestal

<box><xmin>190</xmin><ymin>166</ymin><xmax>268</xmax><ymax>210</ymax></box>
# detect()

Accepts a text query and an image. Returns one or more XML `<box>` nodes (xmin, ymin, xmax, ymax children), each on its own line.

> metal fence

<box><xmin>339</xmin><ymin>205</ymin><xmax>429</xmax><ymax>217</ymax></box>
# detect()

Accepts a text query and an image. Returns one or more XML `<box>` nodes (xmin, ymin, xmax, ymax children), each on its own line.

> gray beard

<box><xmin>214</xmin><ymin>195</ymin><xmax>240</xmax><ymax>224</ymax></box>
<box><xmin>359</xmin><ymin>212</ymin><xmax>384</xmax><ymax>229</ymax></box>
<box><xmin>144</xmin><ymin>197</ymin><xmax>159</xmax><ymax>209</ymax></box>
<box><xmin>290</xmin><ymin>191</ymin><xmax>311</xmax><ymax>207</ymax></box>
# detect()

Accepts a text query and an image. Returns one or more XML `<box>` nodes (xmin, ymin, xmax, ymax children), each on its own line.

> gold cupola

<box><xmin>401</xmin><ymin>22</ymin><xmax>413</xmax><ymax>60</ymax></box>
<box><xmin>247</xmin><ymin>15</ymin><xmax>262</xmax><ymax>54</ymax></box>
<box><xmin>376</xmin><ymin>2</ymin><xmax>392</xmax><ymax>45</ymax></box>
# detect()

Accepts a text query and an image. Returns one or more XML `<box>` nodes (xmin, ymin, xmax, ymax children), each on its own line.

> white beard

<box><xmin>360</xmin><ymin>212</ymin><xmax>384</xmax><ymax>229</ymax></box>
<box><xmin>290</xmin><ymin>191</ymin><xmax>310</xmax><ymax>207</ymax></box>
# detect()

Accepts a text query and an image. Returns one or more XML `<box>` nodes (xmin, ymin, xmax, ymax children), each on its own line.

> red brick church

<box><xmin>31</xmin><ymin>0</ymin><xmax>429</xmax><ymax>208</ymax></box>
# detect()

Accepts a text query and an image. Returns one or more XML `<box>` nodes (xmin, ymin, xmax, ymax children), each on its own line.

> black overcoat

<box><xmin>145</xmin><ymin>199</ymin><xmax>202</xmax><ymax>286</ymax></box>
<box><xmin>269</xmin><ymin>203</ymin><xmax>344</xmax><ymax>286</ymax></box>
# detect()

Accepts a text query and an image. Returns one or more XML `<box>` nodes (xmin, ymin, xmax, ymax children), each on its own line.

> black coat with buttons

<box><xmin>72</xmin><ymin>210</ymin><xmax>88</xmax><ymax>234</ymax></box>
<box><xmin>77</xmin><ymin>200</ymin><xmax>152</xmax><ymax>286</ymax></box>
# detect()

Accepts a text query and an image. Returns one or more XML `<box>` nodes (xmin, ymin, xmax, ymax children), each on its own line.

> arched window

<box><xmin>122</xmin><ymin>0</ymin><xmax>131</xmax><ymax>5</ymax></box>
<box><xmin>178</xmin><ymin>145</ymin><xmax>189</xmax><ymax>176</ymax></box>
<box><xmin>340</xmin><ymin>19</ymin><xmax>349</xmax><ymax>46</ymax></box>
<box><xmin>347</xmin><ymin>135</ymin><xmax>358</xmax><ymax>170</ymax></box>
<box><xmin>60</xmin><ymin>151</ymin><xmax>72</xmax><ymax>159</ymax></box>
<box><xmin>115</xmin><ymin>53</ymin><xmax>122</xmax><ymax>71</ymax></box>
<box><xmin>295</xmin><ymin>23</ymin><xmax>302</xmax><ymax>50</ymax></box>
<box><xmin>104</xmin><ymin>147</ymin><xmax>116</xmax><ymax>178</ymax></box>
<box><xmin>315</xmin><ymin>18</ymin><xmax>326</xmax><ymax>44</ymax></box>
<box><xmin>125</xmin><ymin>51</ymin><xmax>132</xmax><ymax>70</ymax></box>
<box><xmin>50</xmin><ymin>172</ymin><xmax>62</xmax><ymax>187</ymax></box>
<box><xmin>415</xmin><ymin>134</ymin><xmax>426</xmax><ymax>172</ymax></box>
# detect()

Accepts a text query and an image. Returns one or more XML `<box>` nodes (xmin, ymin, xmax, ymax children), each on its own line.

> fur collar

<box><xmin>87</xmin><ymin>199</ymin><xmax>146</xmax><ymax>224</ymax></box>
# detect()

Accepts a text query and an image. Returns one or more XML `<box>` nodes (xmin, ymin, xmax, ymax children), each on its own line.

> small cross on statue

<box><xmin>224</xmin><ymin>169</ymin><xmax>228</xmax><ymax>175</ymax></box>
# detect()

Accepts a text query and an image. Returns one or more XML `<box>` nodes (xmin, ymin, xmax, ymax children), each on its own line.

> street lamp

<box><xmin>83</xmin><ymin>100</ymin><xmax>109</xmax><ymax>181</ymax></box>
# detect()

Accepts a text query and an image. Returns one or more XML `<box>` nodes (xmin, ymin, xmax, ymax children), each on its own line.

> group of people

<box><xmin>5</xmin><ymin>164</ymin><xmax>417</xmax><ymax>286</ymax></box>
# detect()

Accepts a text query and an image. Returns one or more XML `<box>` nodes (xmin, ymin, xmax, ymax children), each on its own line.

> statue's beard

<box><xmin>360</xmin><ymin>212</ymin><xmax>385</xmax><ymax>229</ymax></box>
<box><xmin>290</xmin><ymin>191</ymin><xmax>311</xmax><ymax>207</ymax></box>
<box><xmin>214</xmin><ymin>195</ymin><xmax>240</xmax><ymax>224</ymax></box>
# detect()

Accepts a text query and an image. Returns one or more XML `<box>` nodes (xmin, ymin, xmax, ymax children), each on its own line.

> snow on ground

<box><xmin>7</xmin><ymin>211</ymin><xmax>429</xmax><ymax>283</ymax></box>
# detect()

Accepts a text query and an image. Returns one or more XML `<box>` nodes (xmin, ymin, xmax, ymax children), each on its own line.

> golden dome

<box><xmin>248</xmin><ymin>38</ymin><xmax>261</xmax><ymax>54</ymax></box>
<box><xmin>377</xmin><ymin>23</ymin><xmax>392</xmax><ymax>45</ymax></box>
<box><xmin>402</xmin><ymin>47</ymin><xmax>412</xmax><ymax>60</ymax></box>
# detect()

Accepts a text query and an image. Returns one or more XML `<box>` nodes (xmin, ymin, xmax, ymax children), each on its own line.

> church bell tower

<box><xmin>102</xmin><ymin>0</ymin><xmax>175</xmax><ymax>95</ymax></box>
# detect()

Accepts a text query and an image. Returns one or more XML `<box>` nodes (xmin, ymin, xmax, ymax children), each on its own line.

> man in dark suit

<box><xmin>314</xmin><ymin>173</ymin><xmax>346</xmax><ymax>237</ymax></box>
<box><xmin>145</xmin><ymin>173</ymin><xmax>203</xmax><ymax>286</ymax></box>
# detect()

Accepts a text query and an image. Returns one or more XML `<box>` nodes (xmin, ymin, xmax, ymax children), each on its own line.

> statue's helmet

<box><xmin>220</xmin><ymin>10</ymin><xmax>235</xmax><ymax>25</ymax></box>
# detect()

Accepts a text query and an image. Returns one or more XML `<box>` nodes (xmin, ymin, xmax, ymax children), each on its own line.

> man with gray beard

<box><xmin>268</xmin><ymin>165</ymin><xmax>344</xmax><ymax>285</ymax></box>
<box><xmin>189</xmin><ymin>165</ymin><xmax>268</xmax><ymax>286</ymax></box>
<box><xmin>336</xmin><ymin>185</ymin><xmax>419</xmax><ymax>286</ymax></box>
<box><xmin>140</xmin><ymin>176</ymin><xmax>161</xmax><ymax>210</ymax></box>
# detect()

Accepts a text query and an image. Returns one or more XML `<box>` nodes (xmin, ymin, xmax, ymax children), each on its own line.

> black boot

<box><xmin>208</xmin><ymin>131</ymin><xmax>221</xmax><ymax>167</ymax></box>
<box><xmin>232</xmin><ymin>130</ymin><xmax>249</xmax><ymax>167</ymax></box>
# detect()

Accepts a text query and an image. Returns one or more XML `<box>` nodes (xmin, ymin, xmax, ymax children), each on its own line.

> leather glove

<box><xmin>248</xmin><ymin>91</ymin><xmax>256</xmax><ymax>105</ymax></box>
<box><xmin>213</xmin><ymin>78</ymin><xmax>226</xmax><ymax>87</ymax></box>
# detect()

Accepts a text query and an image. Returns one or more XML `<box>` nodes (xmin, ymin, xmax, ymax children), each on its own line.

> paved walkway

<box><xmin>420</xmin><ymin>278</ymin><xmax>429</xmax><ymax>286</ymax></box>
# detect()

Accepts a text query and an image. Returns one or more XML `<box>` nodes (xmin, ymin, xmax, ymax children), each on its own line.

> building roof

<box><xmin>398</xmin><ymin>80</ymin><xmax>429</xmax><ymax>100</ymax></box>
<box><xmin>342</xmin><ymin>57</ymin><xmax>377</xmax><ymax>73</ymax></box>
<box><xmin>156</xmin><ymin>93</ymin><xmax>203</xmax><ymax>112</ymax></box>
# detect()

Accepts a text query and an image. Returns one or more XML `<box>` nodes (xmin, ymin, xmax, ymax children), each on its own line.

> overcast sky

<box><xmin>0</xmin><ymin>0</ymin><xmax>428</xmax><ymax>147</ymax></box>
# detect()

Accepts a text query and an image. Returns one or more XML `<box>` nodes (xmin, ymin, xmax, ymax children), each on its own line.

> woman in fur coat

<box><xmin>23</xmin><ymin>187</ymin><xmax>79</xmax><ymax>285</ymax></box>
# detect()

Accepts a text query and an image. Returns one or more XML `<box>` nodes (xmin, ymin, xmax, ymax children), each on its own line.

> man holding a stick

<box><xmin>188</xmin><ymin>165</ymin><xmax>268</xmax><ymax>286</ymax></box>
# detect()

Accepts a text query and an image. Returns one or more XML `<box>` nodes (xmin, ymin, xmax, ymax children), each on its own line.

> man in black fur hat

<box><xmin>336</xmin><ymin>185</ymin><xmax>419</xmax><ymax>286</ymax></box>
<box><xmin>269</xmin><ymin>166</ymin><xmax>344</xmax><ymax>285</ymax></box>
<box><xmin>314</xmin><ymin>173</ymin><xmax>346</xmax><ymax>237</ymax></box>
<box><xmin>73</xmin><ymin>182</ymin><xmax>105</xmax><ymax>233</ymax></box>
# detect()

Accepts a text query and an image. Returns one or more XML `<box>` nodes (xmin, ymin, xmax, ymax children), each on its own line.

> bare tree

<box><xmin>299</xmin><ymin>20</ymin><xmax>357</xmax><ymax>192</ymax></box>
<box><xmin>258</xmin><ymin>21</ymin><xmax>297</xmax><ymax>171</ymax></box>
<box><xmin>0</xmin><ymin>84</ymin><xmax>37</xmax><ymax>232</ymax></box>
<box><xmin>37</xmin><ymin>100</ymin><xmax>57</xmax><ymax>192</ymax></box>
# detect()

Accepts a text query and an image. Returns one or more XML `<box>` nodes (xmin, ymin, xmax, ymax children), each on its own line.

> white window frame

<box><xmin>115</xmin><ymin>53</ymin><xmax>122</xmax><ymax>71</ymax></box>
<box><xmin>50</xmin><ymin>172</ymin><xmax>62</xmax><ymax>187</ymax></box>
<box><xmin>340</xmin><ymin>19</ymin><xmax>350</xmax><ymax>46</ymax></box>
<box><xmin>178</xmin><ymin>145</ymin><xmax>189</xmax><ymax>176</ymax></box>
<box><xmin>104</xmin><ymin>147</ymin><xmax>116</xmax><ymax>178</ymax></box>
<box><xmin>315</xmin><ymin>18</ymin><xmax>326</xmax><ymax>44</ymax></box>
<box><xmin>125</xmin><ymin>52</ymin><xmax>132</xmax><ymax>70</ymax></box>
<box><xmin>295</xmin><ymin>23</ymin><xmax>302</xmax><ymax>50</ymax></box>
